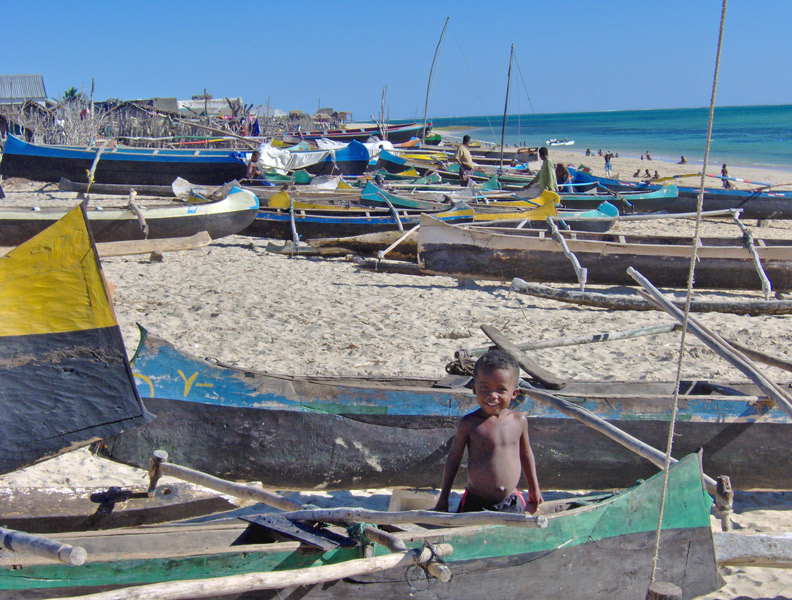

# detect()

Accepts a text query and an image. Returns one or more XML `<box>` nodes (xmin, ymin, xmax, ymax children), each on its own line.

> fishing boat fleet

<box><xmin>1</xmin><ymin>124</ymin><xmax>791</xmax><ymax>599</ymax></box>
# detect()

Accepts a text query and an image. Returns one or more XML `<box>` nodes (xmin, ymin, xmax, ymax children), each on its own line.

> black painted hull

<box><xmin>103</xmin><ymin>396</ymin><xmax>792</xmax><ymax>490</ymax></box>
<box><xmin>0</xmin><ymin>153</ymin><xmax>247</xmax><ymax>186</ymax></box>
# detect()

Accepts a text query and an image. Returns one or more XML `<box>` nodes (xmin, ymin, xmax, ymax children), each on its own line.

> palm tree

<box><xmin>62</xmin><ymin>87</ymin><xmax>81</xmax><ymax>101</ymax></box>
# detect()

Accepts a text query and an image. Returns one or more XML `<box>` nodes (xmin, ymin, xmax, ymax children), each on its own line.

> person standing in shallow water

<box><xmin>434</xmin><ymin>350</ymin><xmax>543</xmax><ymax>514</ymax></box>
<box><xmin>721</xmin><ymin>164</ymin><xmax>732</xmax><ymax>189</ymax></box>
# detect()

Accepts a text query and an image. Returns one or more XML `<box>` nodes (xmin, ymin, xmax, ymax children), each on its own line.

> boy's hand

<box><xmin>433</xmin><ymin>498</ymin><xmax>449</xmax><ymax>512</ymax></box>
<box><xmin>529</xmin><ymin>490</ymin><xmax>544</xmax><ymax>508</ymax></box>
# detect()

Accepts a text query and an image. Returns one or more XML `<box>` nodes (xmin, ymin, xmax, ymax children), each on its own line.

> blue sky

<box><xmin>5</xmin><ymin>1</ymin><xmax>790</xmax><ymax>120</ymax></box>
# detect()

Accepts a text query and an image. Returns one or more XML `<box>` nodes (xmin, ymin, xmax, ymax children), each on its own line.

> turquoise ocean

<box><xmin>426</xmin><ymin>105</ymin><xmax>792</xmax><ymax>172</ymax></box>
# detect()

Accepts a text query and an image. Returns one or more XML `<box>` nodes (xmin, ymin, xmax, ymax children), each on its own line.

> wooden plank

<box><xmin>241</xmin><ymin>514</ymin><xmax>350</xmax><ymax>551</ymax></box>
<box><xmin>480</xmin><ymin>324</ymin><xmax>566</xmax><ymax>389</ymax></box>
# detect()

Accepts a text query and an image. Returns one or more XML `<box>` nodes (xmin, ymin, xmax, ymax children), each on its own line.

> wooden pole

<box><xmin>730</xmin><ymin>209</ymin><xmax>772</xmax><ymax>300</ymax></box>
<box><xmin>422</xmin><ymin>17</ymin><xmax>449</xmax><ymax>140</ymax></box>
<box><xmin>480</xmin><ymin>324</ymin><xmax>565</xmax><ymax>389</ymax></box>
<box><xmin>498</xmin><ymin>44</ymin><xmax>514</xmax><ymax>172</ymax></box>
<box><xmin>462</xmin><ymin>321</ymin><xmax>681</xmax><ymax>358</ymax></box>
<box><xmin>510</xmin><ymin>277</ymin><xmax>792</xmax><ymax>316</ymax></box>
<box><xmin>646</xmin><ymin>582</ymin><xmax>683</xmax><ymax>600</ymax></box>
<box><xmin>147</xmin><ymin>452</ymin><xmax>409</xmax><ymax>553</ymax></box>
<box><xmin>0</xmin><ymin>527</ymin><xmax>86</xmax><ymax>565</ymax></box>
<box><xmin>278</xmin><ymin>507</ymin><xmax>548</xmax><ymax>529</ymax></box>
<box><xmin>483</xmin><ymin>327</ymin><xmax>719</xmax><ymax>495</ymax></box>
<box><xmin>628</xmin><ymin>267</ymin><xmax>792</xmax><ymax>419</ymax></box>
<box><xmin>53</xmin><ymin>544</ymin><xmax>453</xmax><ymax>600</ymax></box>
<box><xmin>546</xmin><ymin>218</ymin><xmax>587</xmax><ymax>291</ymax></box>
<box><xmin>377</xmin><ymin>224</ymin><xmax>419</xmax><ymax>261</ymax></box>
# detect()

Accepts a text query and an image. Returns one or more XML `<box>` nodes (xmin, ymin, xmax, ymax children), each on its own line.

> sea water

<box><xmin>427</xmin><ymin>105</ymin><xmax>792</xmax><ymax>171</ymax></box>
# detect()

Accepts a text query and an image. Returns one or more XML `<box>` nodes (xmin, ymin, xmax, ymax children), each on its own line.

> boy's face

<box><xmin>472</xmin><ymin>366</ymin><xmax>519</xmax><ymax>416</ymax></box>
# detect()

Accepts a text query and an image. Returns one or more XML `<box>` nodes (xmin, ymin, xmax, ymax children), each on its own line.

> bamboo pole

<box><xmin>0</xmin><ymin>527</ymin><xmax>86</xmax><ymax>565</ymax></box>
<box><xmin>628</xmin><ymin>267</ymin><xmax>792</xmax><ymax>419</ymax></box>
<box><xmin>52</xmin><ymin>544</ymin><xmax>453</xmax><ymax>600</ymax></box>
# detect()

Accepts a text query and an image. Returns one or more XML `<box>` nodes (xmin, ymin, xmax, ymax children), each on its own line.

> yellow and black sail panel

<box><xmin>0</xmin><ymin>205</ymin><xmax>152</xmax><ymax>474</ymax></box>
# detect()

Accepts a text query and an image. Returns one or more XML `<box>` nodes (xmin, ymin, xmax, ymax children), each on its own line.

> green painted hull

<box><xmin>0</xmin><ymin>455</ymin><xmax>722</xmax><ymax>599</ymax></box>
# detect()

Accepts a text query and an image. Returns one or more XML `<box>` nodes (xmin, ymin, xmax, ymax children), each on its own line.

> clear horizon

<box><xmin>3</xmin><ymin>1</ymin><xmax>791</xmax><ymax>122</ymax></box>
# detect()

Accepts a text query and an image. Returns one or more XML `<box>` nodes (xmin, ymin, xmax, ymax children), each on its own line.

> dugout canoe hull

<box><xmin>0</xmin><ymin>186</ymin><xmax>259</xmax><ymax>245</ymax></box>
<box><xmin>0</xmin><ymin>455</ymin><xmax>722</xmax><ymax>600</ymax></box>
<box><xmin>0</xmin><ymin>134</ymin><xmax>248</xmax><ymax>185</ymax></box>
<box><xmin>100</xmin><ymin>328</ymin><xmax>792</xmax><ymax>491</ymax></box>
<box><xmin>242</xmin><ymin>202</ymin><xmax>473</xmax><ymax>240</ymax></box>
<box><xmin>417</xmin><ymin>214</ymin><xmax>792</xmax><ymax>290</ymax></box>
<box><xmin>572</xmin><ymin>170</ymin><xmax>792</xmax><ymax>219</ymax></box>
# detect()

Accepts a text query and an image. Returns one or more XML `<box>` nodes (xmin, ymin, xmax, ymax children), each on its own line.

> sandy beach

<box><xmin>2</xmin><ymin>172</ymin><xmax>792</xmax><ymax>598</ymax></box>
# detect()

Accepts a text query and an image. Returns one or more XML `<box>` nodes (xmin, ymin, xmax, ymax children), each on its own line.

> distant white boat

<box><xmin>546</xmin><ymin>138</ymin><xmax>575</xmax><ymax>146</ymax></box>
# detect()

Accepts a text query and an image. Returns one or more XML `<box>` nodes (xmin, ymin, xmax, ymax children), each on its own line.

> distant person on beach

<box><xmin>455</xmin><ymin>135</ymin><xmax>475</xmax><ymax>186</ymax></box>
<box><xmin>434</xmin><ymin>350</ymin><xmax>542</xmax><ymax>514</ymax></box>
<box><xmin>633</xmin><ymin>169</ymin><xmax>641</xmax><ymax>178</ymax></box>
<box><xmin>598</xmin><ymin>149</ymin><xmax>603</xmax><ymax>156</ymax></box>
<box><xmin>679</xmin><ymin>156</ymin><xmax>687</xmax><ymax>164</ymax></box>
<box><xmin>246</xmin><ymin>150</ymin><xmax>262</xmax><ymax>179</ymax></box>
<box><xmin>640</xmin><ymin>154</ymin><xmax>644</xmax><ymax>161</ymax></box>
<box><xmin>604</xmin><ymin>152</ymin><xmax>613</xmax><ymax>177</ymax></box>
<box><xmin>654</xmin><ymin>170</ymin><xmax>659</xmax><ymax>180</ymax></box>
<box><xmin>526</xmin><ymin>146</ymin><xmax>558</xmax><ymax>192</ymax></box>
<box><xmin>721</xmin><ymin>164</ymin><xmax>732</xmax><ymax>189</ymax></box>
<box><xmin>646</xmin><ymin>151</ymin><xmax>652</xmax><ymax>161</ymax></box>
<box><xmin>585</xmin><ymin>148</ymin><xmax>592</xmax><ymax>156</ymax></box>
<box><xmin>555</xmin><ymin>162</ymin><xmax>573</xmax><ymax>192</ymax></box>
<box><xmin>644</xmin><ymin>169</ymin><xmax>652</xmax><ymax>178</ymax></box>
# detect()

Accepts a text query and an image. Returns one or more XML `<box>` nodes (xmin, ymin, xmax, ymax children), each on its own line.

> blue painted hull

<box><xmin>100</xmin><ymin>328</ymin><xmax>792</xmax><ymax>490</ymax></box>
<box><xmin>0</xmin><ymin>134</ymin><xmax>247</xmax><ymax>185</ymax></box>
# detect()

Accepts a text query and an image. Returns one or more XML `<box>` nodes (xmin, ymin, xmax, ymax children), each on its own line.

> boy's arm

<box><xmin>433</xmin><ymin>420</ymin><xmax>470</xmax><ymax>512</ymax></box>
<box><xmin>518</xmin><ymin>417</ymin><xmax>543</xmax><ymax>510</ymax></box>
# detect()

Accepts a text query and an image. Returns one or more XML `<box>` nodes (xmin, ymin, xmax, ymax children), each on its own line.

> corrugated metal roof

<box><xmin>0</xmin><ymin>74</ymin><xmax>47</xmax><ymax>104</ymax></box>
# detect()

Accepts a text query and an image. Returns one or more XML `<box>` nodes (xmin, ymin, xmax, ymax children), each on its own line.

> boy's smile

<box><xmin>472</xmin><ymin>366</ymin><xmax>519</xmax><ymax>416</ymax></box>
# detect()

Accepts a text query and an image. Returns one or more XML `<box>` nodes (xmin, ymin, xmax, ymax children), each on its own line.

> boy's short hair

<box><xmin>473</xmin><ymin>349</ymin><xmax>520</xmax><ymax>382</ymax></box>
<box><xmin>462</xmin><ymin>134</ymin><xmax>471</xmax><ymax>144</ymax></box>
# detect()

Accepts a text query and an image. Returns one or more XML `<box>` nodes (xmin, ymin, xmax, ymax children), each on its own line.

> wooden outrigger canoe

<box><xmin>242</xmin><ymin>201</ymin><xmax>474</xmax><ymax>240</ymax></box>
<box><xmin>572</xmin><ymin>169</ymin><xmax>792</xmax><ymax>219</ymax></box>
<box><xmin>99</xmin><ymin>327</ymin><xmax>792</xmax><ymax>491</ymax></box>
<box><xmin>417</xmin><ymin>214</ymin><xmax>792</xmax><ymax>290</ymax></box>
<box><xmin>0</xmin><ymin>185</ymin><xmax>259</xmax><ymax>246</ymax></box>
<box><xmin>0</xmin><ymin>454</ymin><xmax>722</xmax><ymax>599</ymax></box>
<box><xmin>0</xmin><ymin>134</ymin><xmax>248</xmax><ymax>185</ymax></box>
<box><xmin>0</xmin><ymin>206</ymin><xmax>152</xmax><ymax>475</ymax></box>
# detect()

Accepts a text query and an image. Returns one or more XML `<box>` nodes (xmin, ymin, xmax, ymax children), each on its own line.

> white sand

<box><xmin>1</xmin><ymin>176</ymin><xmax>791</xmax><ymax>598</ymax></box>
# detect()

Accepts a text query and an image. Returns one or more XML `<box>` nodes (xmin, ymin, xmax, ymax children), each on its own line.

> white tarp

<box><xmin>255</xmin><ymin>142</ymin><xmax>330</xmax><ymax>174</ymax></box>
<box><xmin>314</xmin><ymin>138</ymin><xmax>393</xmax><ymax>160</ymax></box>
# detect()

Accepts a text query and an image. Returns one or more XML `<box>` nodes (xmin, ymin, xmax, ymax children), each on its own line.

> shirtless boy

<box><xmin>434</xmin><ymin>350</ymin><xmax>543</xmax><ymax>514</ymax></box>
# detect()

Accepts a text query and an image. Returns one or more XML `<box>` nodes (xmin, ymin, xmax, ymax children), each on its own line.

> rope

<box><xmin>650</xmin><ymin>0</ymin><xmax>728</xmax><ymax>582</ymax></box>
<box><xmin>450</xmin><ymin>28</ymin><xmax>499</xmax><ymax>141</ymax></box>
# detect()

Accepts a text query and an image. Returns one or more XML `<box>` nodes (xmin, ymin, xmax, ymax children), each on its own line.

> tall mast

<box><xmin>422</xmin><ymin>16</ymin><xmax>449</xmax><ymax>140</ymax></box>
<box><xmin>499</xmin><ymin>44</ymin><xmax>514</xmax><ymax>172</ymax></box>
